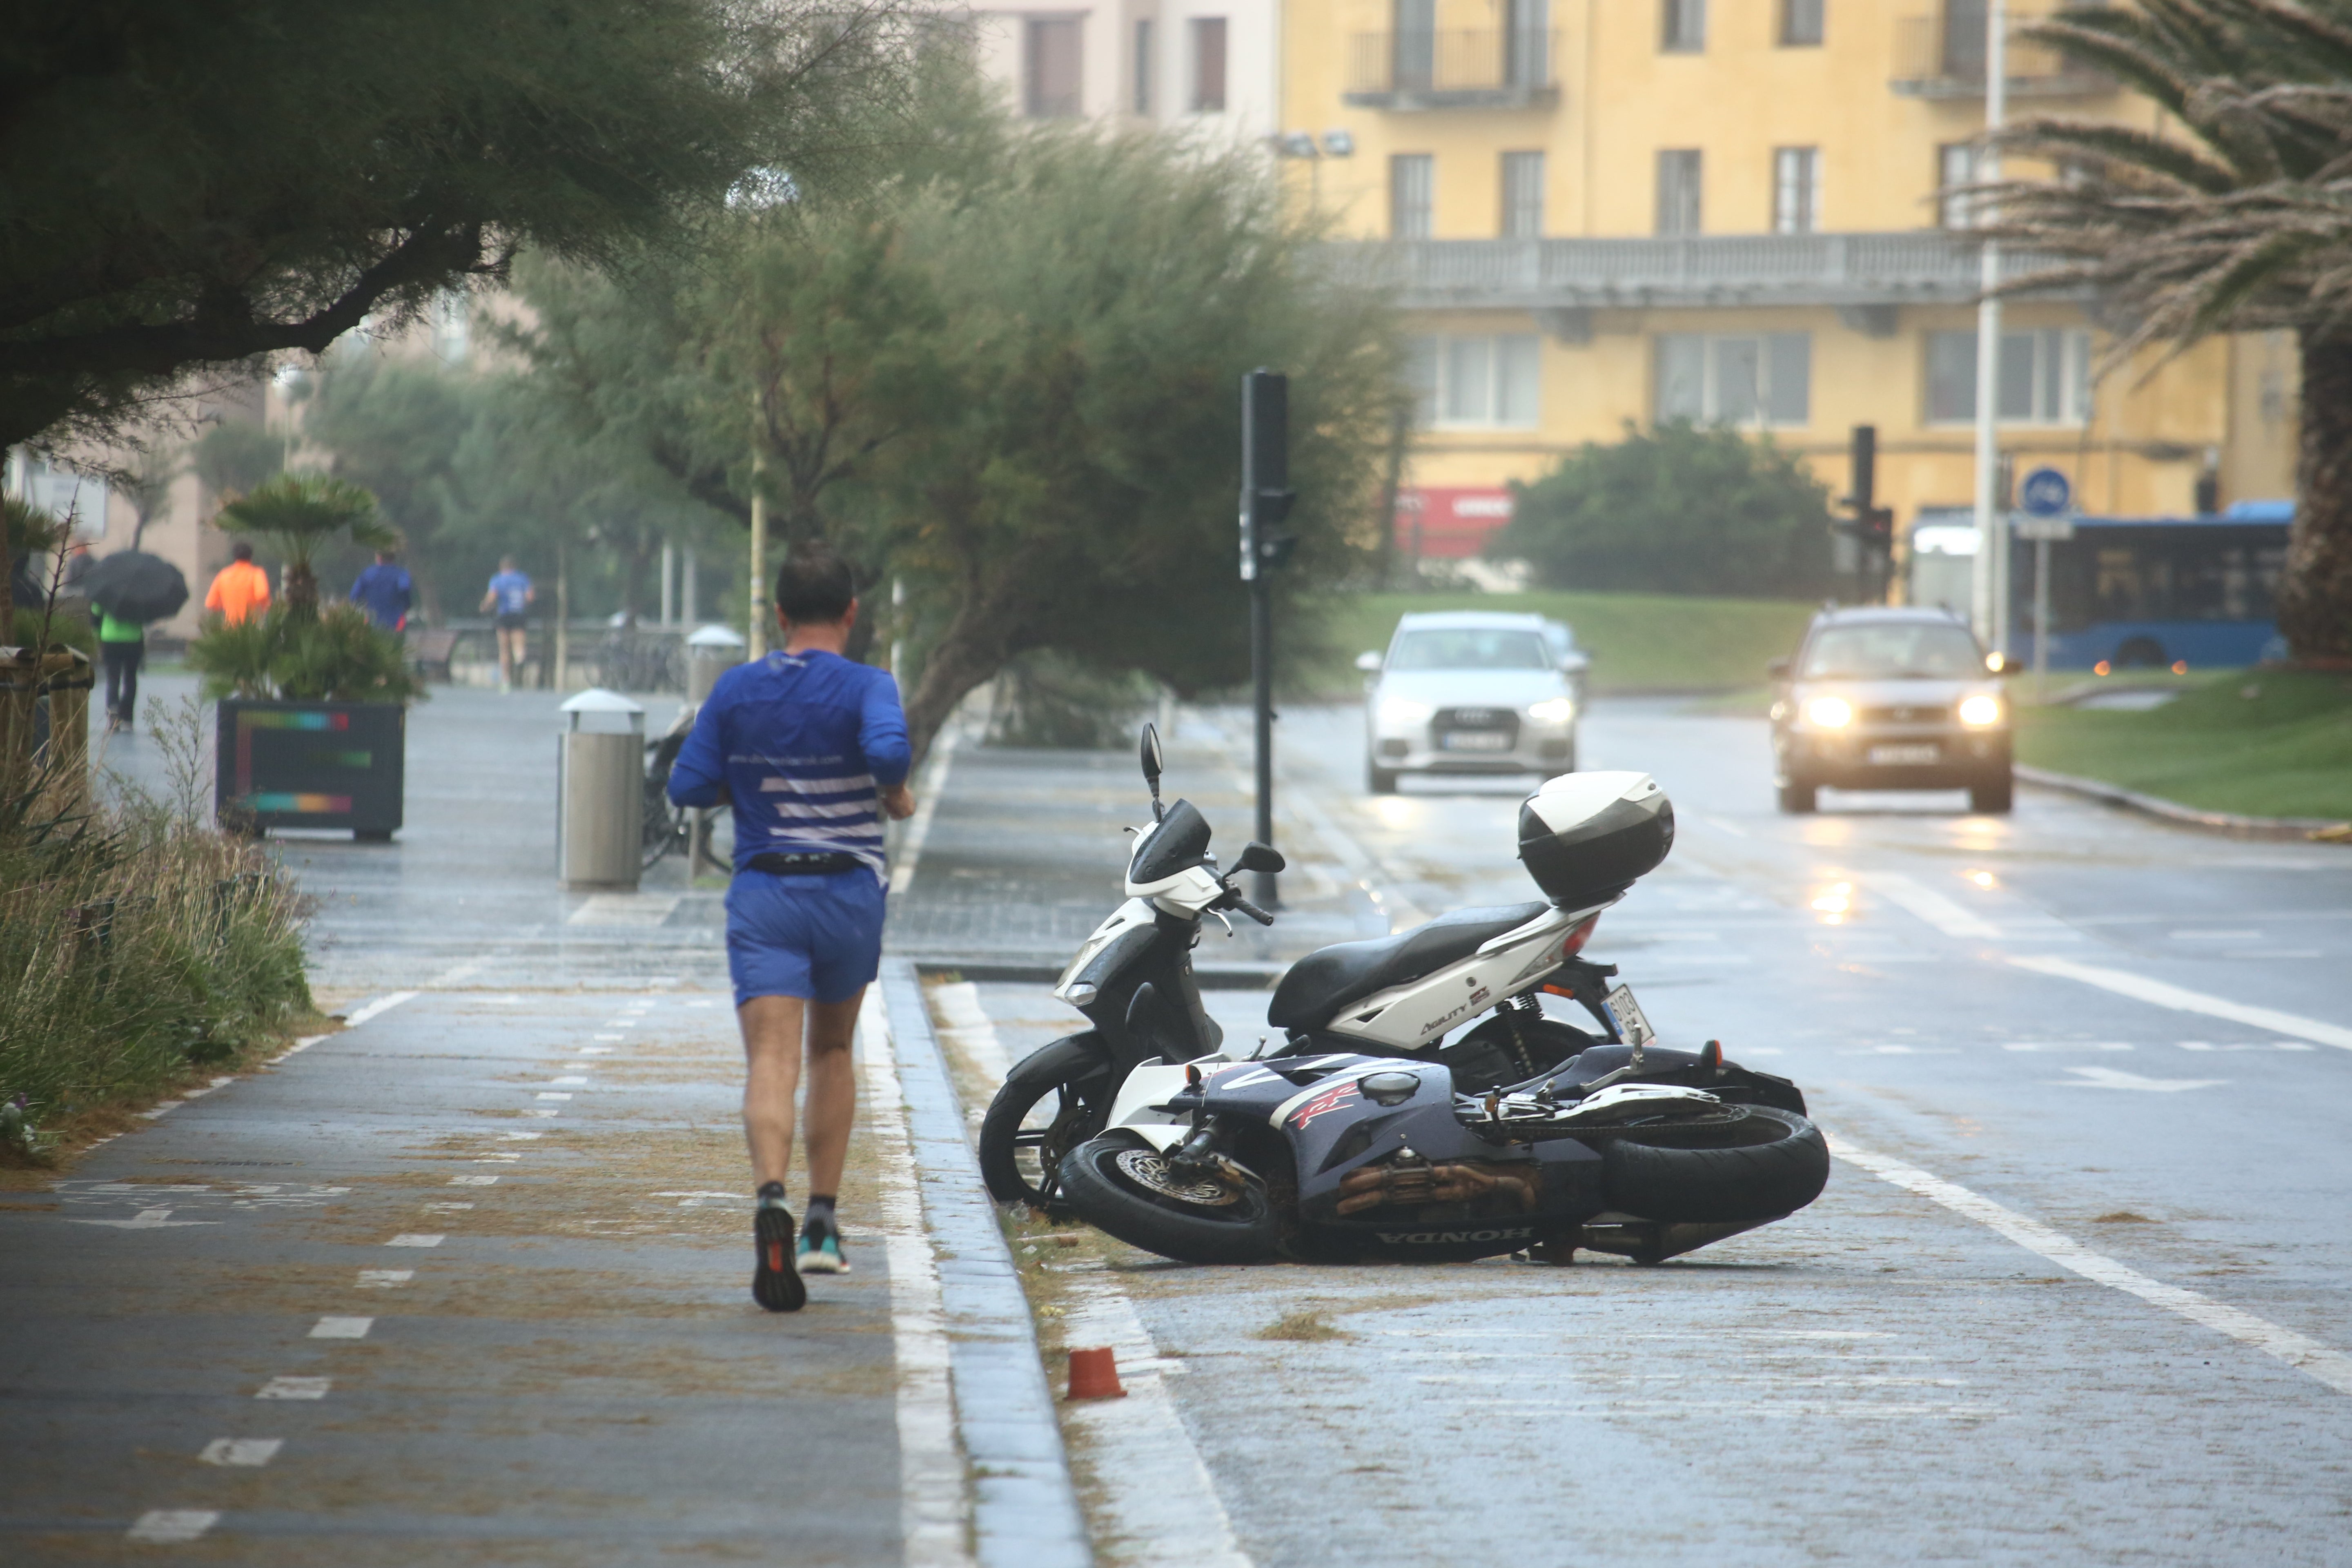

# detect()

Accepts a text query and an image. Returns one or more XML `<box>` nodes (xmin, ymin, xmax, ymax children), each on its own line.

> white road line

<box><xmin>384</xmin><ymin>1233</ymin><xmax>443</xmax><ymax>1248</ymax></box>
<box><xmin>1060</xmin><ymin>1265</ymin><xmax>1254</xmax><ymax>1568</ymax></box>
<box><xmin>535</xmin><ymin>1092</ymin><xmax>572</xmax><ymax>1101</ymax></box>
<box><xmin>255</xmin><ymin>1376</ymin><xmax>331</xmax><ymax>1400</ymax></box>
<box><xmin>424</xmin><ymin>1202</ymin><xmax>474</xmax><ymax>1212</ymax></box>
<box><xmin>308</xmin><ymin>1316</ymin><xmax>373</xmax><ymax>1339</ymax></box>
<box><xmin>2009</xmin><ymin>956</ymin><xmax>2352</xmax><ymax>1051</ymax></box>
<box><xmin>1830</xmin><ymin>1135</ymin><xmax>2352</xmax><ymax>1398</ymax></box>
<box><xmin>858</xmin><ymin>987</ymin><xmax>971</xmax><ymax>1568</ymax></box>
<box><xmin>343</xmin><ymin>990</ymin><xmax>420</xmax><ymax>1028</ymax></box>
<box><xmin>890</xmin><ymin>726</ymin><xmax>960</xmax><ymax>895</ymax></box>
<box><xmin>355</xmin><ymin>1270</ymin><xmax>412</xmax><ymax>1289</ymax></box>
<box><xmin>1855</xmin><ymin>872</ymin><xmax>2001</xmax><ymax>939</ymax></box>
<box><xmin>929</xmin><ymin>982</ymin><xmax>1012</xmax><ymax>1089</ymax></box>
<box><xmin>449</xmin><ymin>1174</ymin><xmax>499</xmax><ymax>1185</ymax></box>
<box><xmin>127</xmin><ymin>1509</ymin><xmax>219</xmax><ymax>1542</ymax></box>
<box><xmin>430</xmin><ymin>956</ymin><xmax>492</xmax><ymax>986</ymax></box>
<box><xmin>198</xmin><ymin>1438</ymin><xmax>282</xmax><ymax>1467</ymax></box>
<box><xmin>2055</xmin><ymin>1066</ymin><xmax>2226</xmax><ymax>1092</ymax></box>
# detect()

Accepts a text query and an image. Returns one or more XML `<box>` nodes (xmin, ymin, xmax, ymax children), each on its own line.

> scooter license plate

<box><xmin>1604</xmin><ymin>983</ymin><xmax>1655</xmax><ymax>1048</ymax></box>
<box><xmin>1441</xmin><ymin>731</ymin><xmax>1510</xmax><ymax>751</ymax></box>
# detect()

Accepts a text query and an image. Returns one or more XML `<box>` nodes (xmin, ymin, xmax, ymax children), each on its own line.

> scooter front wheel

<box><xmin>978</xmin><ymin>1033</ymin><xmax>1111</xmax><ymax>1217</ymax></box>
<box><xmin>1059</xmin><ymin>1132</ymin><xmax>1281</xmax><ymax>1265</ymax></box>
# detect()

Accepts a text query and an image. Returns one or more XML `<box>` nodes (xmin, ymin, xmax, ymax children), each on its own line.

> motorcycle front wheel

<box><xmin>977</xmin><ymin>1034</ymin><xmax>1111</xmax><ymax>1217</ymax></box>
<box><xmin>1059</xmin><ymin>1131</ymin><xmax>1281</xmax><ymax>1265</ymax></box>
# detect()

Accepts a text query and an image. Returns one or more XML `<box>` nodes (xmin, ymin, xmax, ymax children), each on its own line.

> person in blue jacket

<box><xmin>349</xmin><ymin>549</ymin><xmax>413</xmax><ymax>633</ymax></box>
<box><xmin>667</xmin><ymin>541</ymin><xmax>915</xmax><ymax>1312</ymax></box>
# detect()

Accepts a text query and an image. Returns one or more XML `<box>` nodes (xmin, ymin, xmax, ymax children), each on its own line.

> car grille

<box><xmin>1434</xmin><ymin>707</ymin><xmax>1520</xmax><ymax>748</ymax></box>
<box><xmin>1860</xmin><ymin>704</ymin><xmax>1954</xmax><ymax>725</ymax></box>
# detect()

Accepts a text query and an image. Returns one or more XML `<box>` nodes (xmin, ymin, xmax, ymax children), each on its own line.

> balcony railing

<box><xmin>1330</xmin><ymin>234</ymin><xmax>2074</xmax><ymax>312</ymax></box>
<box><xmin>1345</xmin><ymin>30</ymin><xmax>1557</xmax><ymax>109</ymax></box>
<box><xmin>1891</xmin><ymin>11</ymin><xmax>2113</xmax><ymax>98</ymax></box>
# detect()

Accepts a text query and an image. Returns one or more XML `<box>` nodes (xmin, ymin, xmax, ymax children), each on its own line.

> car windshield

<box><xmin>1388</xmin><ymin>629</ymin><xmax>1553</xmax><ymax>672</ymax></box>
<box><xmin>1801</xmin><ymin>623</ymin><xmax>1984</xmax><ymax>679</ymax></box>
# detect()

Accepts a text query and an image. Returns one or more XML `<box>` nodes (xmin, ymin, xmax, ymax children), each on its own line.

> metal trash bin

<box><xmin>686</xmin><ymin>624</ymin><xmax>747</xmax><ymax>704</ymax></box>
<box><xmin>557</xmin><ymin>688</ymin><xmax>645</xmax><ymax>891</ymax></box>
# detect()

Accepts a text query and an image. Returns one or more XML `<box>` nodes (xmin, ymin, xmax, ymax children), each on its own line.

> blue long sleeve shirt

<box><xmin>667</xmin><ymin>649</ymin><xmax>912</xmax><ymax>880</ymax></box>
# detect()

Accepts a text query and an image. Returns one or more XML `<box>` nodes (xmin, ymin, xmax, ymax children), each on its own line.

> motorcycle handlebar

<box><xmin>1225</xmin><ymin>891</ymin><xmax>1276</xmax><ymax>926</ymax></box>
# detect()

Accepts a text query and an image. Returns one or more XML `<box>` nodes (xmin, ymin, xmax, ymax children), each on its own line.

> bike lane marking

<box><xmin>1829</xmin><ymin>1133</ymin><xmax>2352</xmax><ymax>1398</ymax></box>
<box><xmin>2007</xmin><ymin>955</ymin><xmax>2352</xmax><ymax>1051</ymax></box>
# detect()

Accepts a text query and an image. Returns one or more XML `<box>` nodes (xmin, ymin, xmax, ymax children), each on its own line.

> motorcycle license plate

<box><xmin>1604</xmin><ymin>983</ymin><xmax>1655</xmax><ymax>1048</ymax></box>
<box><xmin>1868</xmin><ymin>743</ymin><xmax>1940</xmax><ymax>765</ymax></box>
<box><xmin>1441</xmin><ymin>731</ymin><xmax>1510</xmax><ymax>751</ymax></box>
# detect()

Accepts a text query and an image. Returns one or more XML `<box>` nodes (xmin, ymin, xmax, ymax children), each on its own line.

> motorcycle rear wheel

<box><xmin>1060</xmin><ymin>1131</ymin><xmax>1281</xmax><ymax>1265</ymax></box>
<box><xmin>978</xmin><ymin>1034</ymin><xmax>1110</xmax><ymax>1217</ymax></box>
<box><xmin>1601</xmin><ymin>1105</ymin><xmax>1829</xmax><ymax>1224</ymax></box>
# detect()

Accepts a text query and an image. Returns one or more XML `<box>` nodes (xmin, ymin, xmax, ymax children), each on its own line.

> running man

<box><xmin>203</xmin><ymin>541</ymin><xmax>271</xmax><ymax>625</ymax></box>
<box><xmin>351</xmin><ymin>548</ymin><xmax>414</xmax><ymax>633</ymax></box>
<box><xmin>666</xmin><ymin>543</ymin><xmax>915</xmax><ymax>1312</ymax></box>
<box><xmin>479</xmin><ymin>557</ymin><xmax>533</xmax><ymax>690</ymax></box>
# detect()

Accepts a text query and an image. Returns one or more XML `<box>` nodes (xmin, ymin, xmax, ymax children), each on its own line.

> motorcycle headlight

<box><xmin>1378</xmin><ymin>697</ymin><xmax>1435</xmax><ymax>726</ymax></box>
<box><xmin>1958</xmin><ymin>693</ymin><xmax>2004</xmax><ymax>728</ymax></box>
<box><xmin>1526</xmin><ymin>697</ymin><xmax>1576</xmax><ymax>725</ymax></box>
<box><xmin>1065</xmin><ymin>981</ymin><xmax>1099</xmax><ymax>1005</ymax></box>
<box><xmin>1804</xmin><ymin>696</ymin><xmax>1854</xmax><ymax>729</ymax></box>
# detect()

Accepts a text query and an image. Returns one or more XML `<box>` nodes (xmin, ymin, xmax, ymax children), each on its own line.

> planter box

<box><xmin>216</xmin><ymin>699</ymin><xmax>406</xmax><ymax>840</ymax></box>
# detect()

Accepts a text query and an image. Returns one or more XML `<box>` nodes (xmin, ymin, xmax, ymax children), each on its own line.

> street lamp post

<box><xmin>1970</xmin><ymin>0</ymin><xmax>2009</xmax><ymax>655</ymax></box>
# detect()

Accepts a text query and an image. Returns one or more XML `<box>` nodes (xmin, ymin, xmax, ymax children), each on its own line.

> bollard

<box><xmin>557</xmin><ymin>688</ymin><xmax>645</xmax><ymax>891</ymax></box>
<box><xmin>1066</xmin><ymin>1346</ymin><xmax>1126</xmax><ymax>1401</ymax></box>
<box><xmin>686</xmin><ymin>624</ymin><xmax>747</xmax><ymax>705</ymax></box>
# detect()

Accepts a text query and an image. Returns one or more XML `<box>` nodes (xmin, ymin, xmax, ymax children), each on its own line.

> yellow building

<box><xmin>1283</xmin><ymin>0</ymin><xmax>2297</xmax><ymax>584</ymax></box>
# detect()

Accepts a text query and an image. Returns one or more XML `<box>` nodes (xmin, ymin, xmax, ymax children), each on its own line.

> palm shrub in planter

<box><xmin>192</xmin><ymin>476</ymin><xmax>424</xmax><ymax>840</ymax></box>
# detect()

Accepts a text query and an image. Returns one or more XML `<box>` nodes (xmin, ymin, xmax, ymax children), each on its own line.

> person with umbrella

<box><xmin>80</xmin><ymin>549</ymin><xmax>191</xmax><ymax>731</ymax></box>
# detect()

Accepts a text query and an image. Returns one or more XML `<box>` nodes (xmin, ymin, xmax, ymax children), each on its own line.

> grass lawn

<box><xmin>2016</xmin><ymin>668</ymin><xmax>2352</xmax><ymax>821</ymax></box>
<box><xmin>1305</xmin><ymin>590</ymin><xmax>1817</xmax><ymax>697</ymax></box>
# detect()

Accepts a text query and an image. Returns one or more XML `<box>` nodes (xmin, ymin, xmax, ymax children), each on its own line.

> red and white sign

<box><xmin>1395</xmin><ymin>488</ymin><xmax>1515</xmax><ymax>559</ymax></box>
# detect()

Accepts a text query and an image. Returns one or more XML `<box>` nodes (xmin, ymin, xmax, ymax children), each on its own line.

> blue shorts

<box><xmin>725</xmin><ymin>868</ymin><xmax>886</xmax><ymax>1007</ymax></box>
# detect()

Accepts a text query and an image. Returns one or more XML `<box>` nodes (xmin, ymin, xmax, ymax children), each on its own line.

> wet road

<box><xmin>939</xmin><ymin>700</ymin><xmax>2352</xmax><ymax>1566</ymax></box>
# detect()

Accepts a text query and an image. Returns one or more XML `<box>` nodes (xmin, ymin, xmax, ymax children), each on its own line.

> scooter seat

<box><xmin>1267</xmin><ymin>903</ymin><xmax>1550</xmax><ymax>1031</ymax></box>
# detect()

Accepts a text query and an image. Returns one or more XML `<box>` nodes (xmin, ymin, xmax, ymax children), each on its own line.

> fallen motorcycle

<box><xmin>980</xmin><ymin>726</ymin><xmax>1828</xmax><ymax>1267</ymax></box>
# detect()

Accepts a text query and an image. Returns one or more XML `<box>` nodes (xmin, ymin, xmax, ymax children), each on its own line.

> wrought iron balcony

<box><xmin>1333</xmin><ymin>233</ymin><xmax>2074</xmax><ymax>318</ymax></box>
<box><xmin>1889</xmin><ymin>11</ymin><xmax>2114</xmax><ymax>99</ymax></box>
<box><xmin>1345</xmin><ymin>30</ymin><xmax>1557</xmax><ymax>110</ymax></box>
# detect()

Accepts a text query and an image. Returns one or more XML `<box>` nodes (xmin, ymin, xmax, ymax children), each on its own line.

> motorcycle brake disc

<box><xmin>1113</xmin><ymin>1146</ymin><xmax>1244</xmax><ymax>1208</ymax></box>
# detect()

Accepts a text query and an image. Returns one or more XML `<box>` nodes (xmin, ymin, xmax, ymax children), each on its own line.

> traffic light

<box><xmin>1241</xmin><ymin>370</ymin><xmax>1298</xmax><ymax>579</ymax></box>
<box><xmin>1840</xmin><ymin>424</ymin><xmax>1895</xmax><ymax>598</ymax></box>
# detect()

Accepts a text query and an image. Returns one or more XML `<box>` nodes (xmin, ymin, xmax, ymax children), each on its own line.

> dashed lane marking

<box><xmin>343</xmin><ymin>990</ymin><xmax>420</xmax><ymax>1028</ymax></box>
<box><xmin>255</xmin><ymin>1377</ymin><xmax>330</xmax><ymax>1400</ymax></box>
<box><xmin>127</xmin><ymin>1509</ymin><xmax>219</xmax><ymax>1543</ymax></box>
<box><xmin>1830</xmin><ymin>1134</ymin><xmax>2352</xmax><ymax>1397</ymax></box>
<box><xmin>535</xmin><ymin>1092</ymin><xmax>572</xmax><ymax>1101</ymax></box>
<box><xmin>198</xmin><ymin>1439</ymin><xmax>281</xmax><ymax>1467</ymax></box>
<box><xmin>384</xmin><ymin>1234</ymin><xmax>443</xmax><ymax>1248</ymax></box>
<box><xmin>2009</xmin><ymin>956</ymin><xmax>2352</xmax><ymax>1051</ymax></box>
<box><xmin>448</xmin><ymin>1174</ymin><xmax>498</xmax><ymax>1185</ymax></box>
<box><xmin>308</xmin><ymin>1316</ymin><xmax>373</xmax><ymax>1339</ymax></box>
<box><xmin>2053</xmin><ymin>1065</ymin><xmax>2226</xmax><ymax>1092</ymax></box>
<box><xmin>355</xmin><ymin>1271</ymin><xmax>412</xmax><ymax>1289</ymax></box>
<box><xmin>1855</xmin><ymin>871</ymin><xmax>2001</xmax><ymax>939</ymax></box>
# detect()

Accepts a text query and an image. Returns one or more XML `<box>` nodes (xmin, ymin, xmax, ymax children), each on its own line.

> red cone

<box><xmin>1066</xmin><ymin>1345</ymin><xmax>1126</xmax><ymax>1400</ymax></box>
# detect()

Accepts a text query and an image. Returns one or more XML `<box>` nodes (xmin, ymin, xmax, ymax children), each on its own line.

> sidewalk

<box><xmin>2</xmin><ymin>683</ymin><xmax>1081</xmax><ymax>1566</ymax></box>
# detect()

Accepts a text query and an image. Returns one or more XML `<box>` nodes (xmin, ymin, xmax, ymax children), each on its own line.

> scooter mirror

<box><xmin>1140</xmin><ymin>723</ymin><xmax>1164</xmax><ymax>793</ymax></box>
<box><xmin>1234</xmin><ymin>840</ymin><xmax>1286</xmax><ymax>875</ymax></box>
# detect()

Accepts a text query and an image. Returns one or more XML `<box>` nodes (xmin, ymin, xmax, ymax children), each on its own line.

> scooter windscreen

<box><xmin>1130</xmin><ymin>798</ymin><xmax>1212</xmax><ymax>884</ymax></box>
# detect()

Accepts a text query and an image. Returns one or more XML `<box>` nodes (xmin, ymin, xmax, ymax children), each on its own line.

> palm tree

<box><xmin>213</xmin><ymin>474</ymin><xmax>397</xmax><ymax>619</ymax></box>
<box><xmin>1991</xmin><ymin>0</ymin><xmax>2352</xmax><ymax>661</ymax></box>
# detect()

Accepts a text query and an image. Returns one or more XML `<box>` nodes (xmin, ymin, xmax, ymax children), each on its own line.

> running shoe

<box><xmin>797</xmin><ymin>1216</ymin><xmax>850</xmax><ymax>1275</ymax></box>
<box><xmin>753</xmin><ymin>1199</ymin><xmax>807</xmax><ymax>1312</ymax></box>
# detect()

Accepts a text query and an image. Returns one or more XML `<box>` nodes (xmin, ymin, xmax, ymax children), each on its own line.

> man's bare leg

<box><xmin>800</xmin><ymin>991</ymin><xmax>864</xmax><ymax>1197</ymax></box>
<box><xmin>738</xmin><ymin>989</ymin><xmax>863</xmax><ymax>1191</ymax></box>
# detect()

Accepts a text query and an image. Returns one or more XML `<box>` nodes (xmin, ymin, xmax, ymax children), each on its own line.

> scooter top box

<box><xmin>1517</xmin><ymin>771</ymin><xmax>1675</xmax><ymax>907</ymax></box>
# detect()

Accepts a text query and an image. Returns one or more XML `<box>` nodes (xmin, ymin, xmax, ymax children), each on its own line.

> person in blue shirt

<box><xmin>478</xmin><ymin>557</ymin><xmax>534</xmax><ymax>690</ymax></box>
<box><xmin>349</xmin><ymin>549</ymin><xmax>413</xmax><ymax>633</ymax></box>
<box><xmin>668</xmin><ymin>541</ymin><xmax>914</xmax><ymax>1311</ymax></box>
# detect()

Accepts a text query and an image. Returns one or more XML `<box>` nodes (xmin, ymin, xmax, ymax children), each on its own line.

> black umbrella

<box><xmin>80</xmin><ymin>550</ymin><xmax>189</xmax><ymax>624</ymax></box>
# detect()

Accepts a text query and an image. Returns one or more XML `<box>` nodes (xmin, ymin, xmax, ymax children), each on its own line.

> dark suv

<box><xmin>1768</xmin><ymin>607</ymin><xmax>2014</xmax><ymax>815</ymax></box>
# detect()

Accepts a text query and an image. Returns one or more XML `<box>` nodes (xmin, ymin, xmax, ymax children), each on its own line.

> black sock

<box><xmin>756</xmin><ymin>1180</ymin><xmax>788</xmax><ymax>1207</ymax></box>
<box><xmin>804</xmin><ymin>1194</ymin><xmax>836</xmax><ymax>1235</ymax></box>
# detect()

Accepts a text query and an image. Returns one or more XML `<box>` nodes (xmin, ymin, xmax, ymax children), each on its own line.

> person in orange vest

<box><xmin>204</xmin><ymin>541</ymin><xmax>272</xmax><ymax>625</ymax></box>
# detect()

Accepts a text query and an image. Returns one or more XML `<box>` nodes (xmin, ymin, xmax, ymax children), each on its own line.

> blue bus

<box><xmin>1909</xmin><ymin>502</ymin><xmax>2292</xmax><ymax>671</ymax></box>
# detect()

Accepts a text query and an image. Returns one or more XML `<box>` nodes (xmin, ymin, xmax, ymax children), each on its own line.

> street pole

<box><xmin>1240</xmin><ymin>369</ymin><xmax>1294</xmax><ymax>910</ymax></box>
<box><xmin>1970</xmin><ymin>0</ymin><xmax>2007</xmax><ymax>652</ymax></box>
<box><xmin>2032</xmin><ymin>534</ymin><xmax>2052</xmax><ymax>700</ymax></box>
<box><xmin>747</xmin><ymin>445</ymin><xmax>769</xmax><ymax>660</ymax></box>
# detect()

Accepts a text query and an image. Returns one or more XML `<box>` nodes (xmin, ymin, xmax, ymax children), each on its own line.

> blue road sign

<box><xmin>2019</xmin><ymin>466</ymin><xmax>2073</xmax><ymax>518</ymax></box>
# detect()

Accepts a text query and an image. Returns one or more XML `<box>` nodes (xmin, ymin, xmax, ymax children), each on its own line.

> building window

<box><xmin>1391</xmin><ymin>154</ymin><xmax>1434</xmax><ymax>239</ymax></box>
<box><xmin>1394</xmin><ymin>0</ymin><xmax>1436</xmax><ymax>91</ymax></box>
<box><xmin>1025</xmin><ymin>18</ymin><xmax>1082</xmax><ymax>118</ymax></box>
<box><xmin>1938</xmin><ymin>142</ymin><xmax>1981</xmax><ymax>229</ymax></box>
<box><xmin>1501</xmin><ymin>151</ymin><xmax>1544</xmax><ymax>238</ymax></box>
<box><xmin>1661</xmin><ymin>0</ymin><xmax>1706</xmax><ymax>52</ymax></box>
<box><xmin>1505</xmin><ymin>0</ymin><xmax>1550</xmax><ymax>88</ymax></box>
<box><xmin>1924</xmin><ymin>328</ymin><xmax>2092</xmax><ymax>425</ymax></box>
<box><xmin>1780</xmin><ymin>0</ymin><xmax>1824</xmax><ymax>46</ymax></box>
<box><xmin>1656</xmin><ymin>149</ymin><xmax>1702</xmax><ymax>236</ymax></box>
<box><xmin>1190</xmin><ymin>18</ymin><xmax>1227</xmax><ymax>113</ymax></box>
<box><xmin>1410</xmin><ymin>334</ymin><xmax>1541</xmax><ymax>428</ymax></box>
<box><xmin>1773</xmin><ymin>147</ymin><xmax>1821</xmax><ymax>234</ymax></box>
<box><xmin>1656</xmin><ymin>333</ymin><xmax>1811</xmax><ymax>427</ymax></box>
<box><xmin>1134</xmin><ymin>19</ymin><xmax>1152</xmax><ymax>114</ymax></box>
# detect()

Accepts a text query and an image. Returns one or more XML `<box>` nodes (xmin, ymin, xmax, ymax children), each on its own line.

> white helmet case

<box><xmin>1517</xmin><ymin>771</ymin><xmax>1675</xmax><ymax>906</ymax></box>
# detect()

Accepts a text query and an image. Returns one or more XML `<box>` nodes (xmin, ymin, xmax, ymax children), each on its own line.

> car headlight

<box><xmin>1803</xmin><ymin>696</ymin><xmax>1854</xmax><ymax>728</ymax></box>
<box><xmin>1377</xmin><ymin>697</ymin><xmax>1434</xmax><ymax>726</ymax></box>
<box><xmin>1526</xmin><ymin>697</ymin><xmax>1576</xmax><ymax>725</ymax></box>
<box><xmin>1958</xmin><ymin>693</ymin><xmax>2004</xmax><ymax>727</ymax></box>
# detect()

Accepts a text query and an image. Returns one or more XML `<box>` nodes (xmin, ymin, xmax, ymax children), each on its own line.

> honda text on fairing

<box><xmin>978</xmin><ymin>728</ymin><xmax>1830</xmax><ymax>1267</ymax></box>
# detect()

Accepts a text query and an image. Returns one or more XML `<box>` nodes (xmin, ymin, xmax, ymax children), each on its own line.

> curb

<box><xmin>879</xmin><ymin>957</ymin><xmax>1093</xmax><ymax>1568</ymax></box>
<box><xmin>894</xmin><ymin>956</ymin><xmax>1283</xmax><ymax>990</ymax></box>
<box><xmin>2016</xmin><ymin>764</ymin><xmax>2350</xmax><ymax>843</ymax></box>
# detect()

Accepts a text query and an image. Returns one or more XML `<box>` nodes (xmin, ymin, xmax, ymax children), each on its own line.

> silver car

<box><xmin>1358</xmin><ymin>610</ymin><xmax>1582</xmax><ymax>793</ymax></box>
